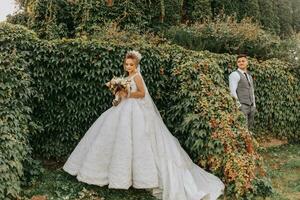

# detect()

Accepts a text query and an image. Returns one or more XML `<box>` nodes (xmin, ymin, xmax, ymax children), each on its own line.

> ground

<box><xmin>260</xmin><ymin>144</ymin><xmax>300</xmax><ymax>200</ymax></box>
<box><xmin>20</xmin><ymin>141</ymin><xmax>300</xmax><ymax>200</ymax></box>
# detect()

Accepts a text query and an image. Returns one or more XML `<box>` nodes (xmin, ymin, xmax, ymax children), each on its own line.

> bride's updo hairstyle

<box><xmin>124</xmin><ymin>50</ymin><xmax>142</xmax><ymax>66</ymax></box>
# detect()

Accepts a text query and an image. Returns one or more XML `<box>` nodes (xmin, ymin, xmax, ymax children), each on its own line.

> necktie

<box><xmin>244</xmin><ymin>73</ymin><xmax>250</xmax><ymax>85</ymax></box>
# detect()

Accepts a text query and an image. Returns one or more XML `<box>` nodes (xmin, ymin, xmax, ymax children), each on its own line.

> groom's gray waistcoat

<box><xmin>236</xmin><ymin>70</ymin><xmax>254</xmax><ymax>106</ymax></box>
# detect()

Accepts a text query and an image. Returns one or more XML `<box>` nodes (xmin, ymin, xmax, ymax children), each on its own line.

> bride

<box><xmin>63</xmin><ymin>50</ymin><xmax>224</xmax><ymax>200</ymax></box>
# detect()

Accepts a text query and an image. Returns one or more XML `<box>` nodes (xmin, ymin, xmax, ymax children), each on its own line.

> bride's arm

<box><xmin>128</xmin><ymin>75</ymin><xmax>145</xmax><ymax>98</ymax></box>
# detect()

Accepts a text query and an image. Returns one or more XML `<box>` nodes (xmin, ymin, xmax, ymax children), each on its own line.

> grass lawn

<box><xmin>20</xmin><ymin>144</ymin><xmax>300</xmax><ymax>200</ymax></box>
<box><xmin>259</xmin><ymin>144</ymin><xmax>300</xmax><ymax>200</ymax></box>
<box><xmin>20</xmin><ymin>168</ymin><xmax>157</xmax><ymax>200</ymax></box>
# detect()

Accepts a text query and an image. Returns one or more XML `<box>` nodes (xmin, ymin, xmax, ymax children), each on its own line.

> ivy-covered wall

<box><xmin>29</xmin><ymin>39</ymin><xmax>168</xmax><ymax>158</ymax></box>
<box><xmin>0</xmin><ymin>24</ymin><xmax>40</xmax><ymax>199</ymax></box>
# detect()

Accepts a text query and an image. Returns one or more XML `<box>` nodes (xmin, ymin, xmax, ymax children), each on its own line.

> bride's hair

<box><xmin>124</xmin><ymin>50</ymin><xmax>142</xmax><ymax>65</ymax></box>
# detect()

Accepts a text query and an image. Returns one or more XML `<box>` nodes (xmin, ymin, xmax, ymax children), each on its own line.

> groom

<box><xmin>229</xmin><ymin>54</ymin><xmax>256</xmax><ymax>130</ymax></box>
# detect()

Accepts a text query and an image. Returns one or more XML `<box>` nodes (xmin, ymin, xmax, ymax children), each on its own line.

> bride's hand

<box><xmin>117</xmin><ymin>90</ymin><xmax>128</xmax><ymax>98</ymax></box>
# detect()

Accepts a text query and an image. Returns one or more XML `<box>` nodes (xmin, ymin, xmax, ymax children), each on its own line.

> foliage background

<box><xmin>9</xmin><ymin>0</ymin><xmax>300</xmax><ymax>39</ymax></box>
<box><xmin>0</xmin><ymin>24</ymin><xmax>42</xmax><ymax>199</ymax></box>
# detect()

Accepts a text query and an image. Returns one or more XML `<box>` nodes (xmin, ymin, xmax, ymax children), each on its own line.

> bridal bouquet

<box><xmin>106</xmin><ymin>76</ymin><xmax>130</xmax><ymax>106</ymax></box>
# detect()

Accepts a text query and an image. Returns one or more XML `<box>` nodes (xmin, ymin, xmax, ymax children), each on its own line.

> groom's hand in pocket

<box><xmin>236</xmin><ymin>101</ymin><xmax>242</xmax><ymax>110</ymax></box>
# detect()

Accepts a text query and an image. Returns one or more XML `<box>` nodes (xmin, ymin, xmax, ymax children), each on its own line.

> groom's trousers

<box><xmin>240</xmin><ymin>103</ymin><xmax>256</xmax><ymax>130</ymax></box>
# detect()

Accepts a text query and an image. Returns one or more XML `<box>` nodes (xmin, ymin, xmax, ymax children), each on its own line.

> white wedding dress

<box><xmin>63</xmin><ymin>71</ymin><xmax>224</xmax><ymax>200</ymax></box>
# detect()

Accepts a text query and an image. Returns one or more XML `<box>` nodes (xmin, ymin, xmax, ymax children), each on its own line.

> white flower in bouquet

<box><xmin>106</xmin><ymin>76</ymin><xmax>130</xmax><ymax>106</ymax></box>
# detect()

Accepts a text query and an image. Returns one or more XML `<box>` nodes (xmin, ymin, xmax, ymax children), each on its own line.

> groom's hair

<box><xmin>237</xmin><ymin>54</ymin><xmax>247</xmax><ymax>60</ymax></box>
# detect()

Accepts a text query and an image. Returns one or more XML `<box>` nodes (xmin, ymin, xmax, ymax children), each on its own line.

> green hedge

<box><xmin>0</xmin><ymin>23</ymin><xmax>42</xmax><ymax>199</ymax></box>
<box><xmin>164</xmin><ymin>18</ymin><xmax>281</xmax><ymax>60</ymax></box>
<box><xmin>0</xmin><ymin>51</ymin><xmax>32</xmax><ymax>199</ymax></box>
<box><xmin>28</xmin><ymin>39</ymin><xmax>167</xmax><ymax>158</ymax></box>
<box><xmin>249</xmin><ymin>59</ymin><xmax>299</xmax><ymax>141</ymax></box>
<box><xmin>1</xmin><ymin>22</ymin><xmax>299</xmax><ymax>198</ymax></box>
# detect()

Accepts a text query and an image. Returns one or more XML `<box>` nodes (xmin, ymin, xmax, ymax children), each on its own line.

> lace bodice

<box><xmin>128</xmin><ymin>73</ymin><xmax>139</xmax><ymax>93</ymax></box>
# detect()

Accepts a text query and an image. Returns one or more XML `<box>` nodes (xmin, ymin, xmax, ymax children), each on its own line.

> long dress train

<box><xmin>63</xmin><ymin>73</ymin><xmax>224</xmax><ymax>200</ymax></box>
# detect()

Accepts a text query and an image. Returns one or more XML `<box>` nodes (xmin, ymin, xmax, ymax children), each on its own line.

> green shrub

<box><xmin>252</xmin><ymin>59</ymin><xmax>300</xmax><ymax>141</ymax></box>
<box><xmin>274</xmin><ymin>33</ymin><xmax>300</xmax><ymax>69</ymax></box>
<box><xmin>0</xmin><ymin>52</ymin><xmax>32</xmax><ymax>199</ymax></box>
<box><xmin>6</xmin><ymin>12</ymin><xmax>29</xmax><ymax>27</ymax></box>
<box><xmin>15</xmin><ymin>0</ymin><xmax>160</xmax><ymax>38</ymax></box>
<box><xmin>26</xmin><ymin>0</ymin><xmax>74</xmax><ymax>39</ymax></box>
<box><xmin>0</xmin><ymin>23</ymin><xmax>42</xmax><ymax>199</ymax></box>
<box><xmin>164</xmin><ymin>17</ymin><xmax>281</xmax><ymax>60</ymax></box>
